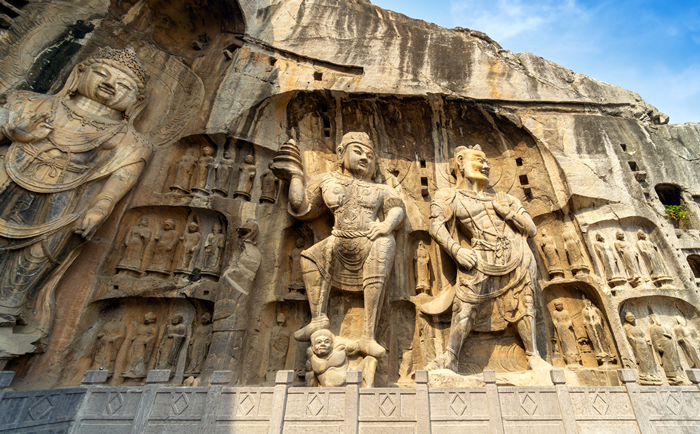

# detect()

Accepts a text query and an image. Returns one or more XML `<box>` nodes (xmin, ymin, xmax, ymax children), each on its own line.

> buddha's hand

<box><xmin>3</xmin><ymin>113</ymin><xmax>53</xmax><ymax>143</ymax></box>
<box><xmin>76</xmin><ymin>209</ymin><xmax>108</xmax><ymax>239</ymax></box>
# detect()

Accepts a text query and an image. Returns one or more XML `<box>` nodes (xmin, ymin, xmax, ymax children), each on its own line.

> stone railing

<box><xmin>2</xmin><ymin>369</ymin><xmax>700</xmax><ymax>433</ymax></box>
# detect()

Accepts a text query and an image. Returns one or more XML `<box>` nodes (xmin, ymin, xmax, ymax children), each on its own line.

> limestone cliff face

<box><xmin>1</xmin><ymin>0</ymin><xmax>699</xmax><ymax>390</ymax></box>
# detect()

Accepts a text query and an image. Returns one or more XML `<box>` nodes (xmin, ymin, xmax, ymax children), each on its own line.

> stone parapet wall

<box><xmin>2</xmin><ymin>370</ymin><xmax>700</xmax><ymax>434</ymax></box>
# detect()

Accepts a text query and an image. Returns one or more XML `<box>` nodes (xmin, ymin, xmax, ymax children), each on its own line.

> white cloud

<box><xmin>449</xmin><ymin>0</ymin><xmax>587</xmax><ymax>42</ymax></box>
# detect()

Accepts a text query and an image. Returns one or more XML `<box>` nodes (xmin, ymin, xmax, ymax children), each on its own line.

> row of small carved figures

<box><xmin>169</xmin><ymin>147</ymin><xmax>279</xmax><ymax>202</ymax></box>
<box><xmin>92</xmin><ymin>312</ymin><xmax>213</xmax><ymax>380</ymax></box>
<box><xmin>115</xmin><ymin>217</ymin><xmax>225</xmax><ymax>277</ymax></box>
<box><xmin>621</xmin><ymin>312</ymin><xmax>700</xmax><ymax>386</ymax></box>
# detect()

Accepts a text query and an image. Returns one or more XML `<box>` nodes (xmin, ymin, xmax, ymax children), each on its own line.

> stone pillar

<box><xmin>200</xmin><ymin>371</ymin><xmax>231</xmax><ymax>434</ymax></box>
<box><xmin>268</xmin><ymin>370</ymin><xmax>293</xmax><ymax>434</ymax></box>
<box><xmin>484</xmin><ymin>369</ymin><xmax>505</xmax><ymax>434</ymax></box>
<box><xmin>69</xmin><ymin>370</ymin><xmax>110</xmax><ymax>434</ymax></box>
<box><xmin>345</xmin><ymin>370</ymin><xmax>361</xmax><ymax>434</ymax></box>
<box><xmin>618</xmin><ymin>369</ymin><xmax>653</xmax><ymax>434</ymax></box>
<box><xmin>129</xmin><ymin>370</ymin><xmax>170</xmax><ymax>434</ymax></box>
<box><xmin>415</xmin><ymin>370</ymin><xmax>432</xmax><ymax>434</ymax></box>
<box><xmin>550</xmin><ymin>369</ymin><xmax>579</xmax><ymax>434</ymax></box>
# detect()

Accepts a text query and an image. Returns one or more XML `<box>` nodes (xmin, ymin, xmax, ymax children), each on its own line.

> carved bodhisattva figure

<box><xmin>420</xmin><ymin>145</ymin><xmax>540</xmax><ymax>372</ymax></box>
<box><xmin>92</xmin><ymin>315</ymin><xmax>127</xmax><ymax>376</ymax></box>
<box><xmin>202</xmin><ymin>224</ymin><xmax>224</xmax><ymax>277</ymax></box>
<box><xmin>636</xmin><ymin>230</ymin><xmax>672</xmax><ymax>286</ymax></box>
<box><xmin>306</xmin><ymin>329</ymin><xmax>377</xmax><ymax>388</ymax></box>
<box><xmin>270</xmin><ymin>133</ymin><xmax>405</xmax><ymax>359</ymax></box>
<box><xmin>116</xmin><ymin>217</ymin><xmax>152</xmax><ymax>276</ymax></box>
<box><xmin>649</xmin><ymin>313</ymin><xmax>686</xmax><ymax>385</ymax></box>
<box><xmin>186</xmin><ymin>313</ymin><xmax>212</xmax><ymax>375</ymax></box>
<box><xmin>623</xmin><ymin>312</ymin><xmax>661</xmax><ymax>385</ymax></box>
<box><xmin>674</xmin><ymin>316</ymin><xmax>700</xmax><ymax>369</ymax></box>
<box><xmin>212</xmin><ymin>152</ymin><xmax>233</xmax><ymax>197</ymax></box>
<box><xmin>594</xmin><ymin>233</ymin><xmax>625</xmax><ymax>288</ymax></box>
<box><xmin>268</xmin><ymin>312</ymin><xmax>291</xmax><ymax>374</ymax></box>
<box><xmin>157</xmin><ymin>313</ymin><xmax>187</xmax><ymax>374</ymax></box>
<box><xmin>582</xmin><ymin>299</ymin><xmax>615</xmax><ymax>366</ymax></box>
<box><xmin>614</xmin><ymin>230</ymin><xmax>644</xmax><ymax>286</ymax></box>
<box><xmin>414</xmin><ymin>241</ymin><xmax>432</xmax><ymax>294</ymax></box>
<box><xmin>551</xmin><ymin>300</ymin><xmax>582</xmax><ymax>368</ymax></box>
<box><xmin>175</xmin><ymin>221</ymin><xmax>201</xmax><ymax>275</ymax></box>
<box><xmin>562</xmin><ymin>230</ymin><xmax>589</xmax><ymax>275</ymax></box>
<box><xmin>234</xmin><ymin>155</ymin><xmax>256</xmax><ymax>200</ymax></box>
<box><xmin>146</xmin><ymin>219</ymin><xmax>180</xmax><ymax>276</ymax></box>
<box><xmin>171</xmin><ymin>149</ymin><xmax>197</xmax><ymax>194</ymax></box>
<box><xmin>192</xmin><ymin>146</ymin><xmax>214</xmax><ymax>194</ymax></box>
<box><xmin>123</xmin><ymin>312</ymin><xmax>158</xmax><ymax>379</ymax></box>
<box><xmin>0</xmin><ymin>47</ymin><xmax>153</xmax><ymax>356</ymax></box>
<box><xmin>260</xmin><ymin>161</ymin><xmax>279</xmax><ymax>204</ymax></box>
<box><xmin>540</xmin><ymin>229</ymin><xmax>564</xmax><ymax>280</ymax></box>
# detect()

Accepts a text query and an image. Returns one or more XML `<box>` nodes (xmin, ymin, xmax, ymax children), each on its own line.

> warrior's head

<box><xmin>455</xmin><ymin>145</ymin><xmax>490</xmax><ymax>189</ymax></box>
<box><xmin>310</xmin><ymin>329</ymin><xmax>334</xmax><ymax>357</ymax></box>
<box><xmin>336</xmin><ymin>132</ymin><xmax>377</xmax><ymax>181</ymax></box>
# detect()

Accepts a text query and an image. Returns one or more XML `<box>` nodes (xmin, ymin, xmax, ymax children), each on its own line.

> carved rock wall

<box><xmin>1</xmin><ymin>0</ymin><xmax>699</xmax><ymax>392</ymax></box>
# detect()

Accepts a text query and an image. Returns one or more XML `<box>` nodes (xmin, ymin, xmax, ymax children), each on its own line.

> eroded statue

<box><xmin>594</xmin><ymin>233</ymin><xmax>625</xmax><ymax>287</ymax></box>
<box><xmin>623</xmin><ymin>312</ymin><xmax>661</xmax><ymax>385</ymax></box>
<box><xmin>649</xmin><ymin>313</ymin><xmax>686</xmax><ymax>385</ymax></box>
<box><xmin>212</xmin><ymin>152</ymin><xmax>233</xmax><ymax>197</ymax></box>
<box><xmin>171</xmin><ymin>148</ymin><xmax>197</xmax><ymax>194</ymax></box>
<box><xmin>636</xmin><ymin>230</ymin><xmax>672</xmax><ymax>285</ymax></box>
<box><xmin>270</xmin><ymin>133</ymin><xmax>406</xmax><ymax>359</ymax></box>
<box><xmin>116</xmin><ymin>217</ymin><xmax>152</xmax><ymax>276</ymax></box>
<box><xmin>192</xmin><ymin>146</ymin><xmax>214</xmax><ymax>194</ymax></box>
<box><xmin>414</xmin><ymin>241</ymin><xmax>431</xmax><ymax>293</ymax></box>
<box><xmin>551</xmin><ymin>300</ymin><xmax>582</xmax><ymax>368</ymax></box>
<box><xmin>305</xmin><ymin>329</ymin><xmax>377</xmax><ymax>388</ymax></box>
<box><xmin>613</xmin><ymin>230</ymin><xmax>644</xmax><ymax>286</ymax></box>
<box><xmin>418</xmin><ymin>144</ymin><xmax>540</xmax><ymax>372</ymax></box>
<box><xmin>259</xmin><ymin>161</ymin><xmax>279</xmax><ymax>204</ymax></box>
<box><xmin>146</xmin><ymin>219</ymin><xmax>180</xmax><ymax>276</ymax></box>
<box><xmin>202</xmin><ymin>223</ymin><xmax>224</xmax><ymax>277</ymax></box>
<box><xmin>92</xmin><ymin>315</ymin><xmax>127</xmax><ymax>376</ymax></box>
<box><xmin>122</xmin><ymin>312</ymin><xmax>158</xmax><ymax>379</ymax></box>
<box><xmin>186</xmin><ymin>312</ymin><xmax>213</xmax><ymax>375</ymax></box>
<box><xmin>175</xmin><ymin>221</ymin><xmax>202</xmax><ymax>275</ymax></box>
<box><xmin>540</xmin><ymin>229</ymin><xmax>564</xmax><ymax>279</ymax></box>
<box><xmin>268</xmin><ymin>312</ymin><xmax>291</xmax><ymax>374</ymax></box>
<box><xmin>156</xmin><ymin>313</ymin><xmax>186</xmax><ymax>375</ymax></box>
<box><xmin>234</xmin><ymin>154</ymin><xmax>256</xmax><ymax>200</ymax></box>
<box><xmin>562</xmin><ymin>230</ymin><xmax>588</xmax><ymax>275</ymax></box>
<box><xmin>674</xmin><ymin>316</ymin><xmax>700</xmax><ymax>369</ymax></box>
<box><xmin>581</xmin><ymin>299</ymin><xmax>615</xmax><ymax>366</ymax></box>
<box><xmin>0</xmin><ymin>47</ymin><xmax>153</xmax><ymax>359</ymax></box>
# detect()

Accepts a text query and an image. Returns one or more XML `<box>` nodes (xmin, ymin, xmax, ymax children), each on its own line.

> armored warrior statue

<box><xmin>418</xmin><ymin>144</ymin><xmax>540</xmax><ymax>372</ymax></box>
<box><xmin>0</xmin><ymin>47</ymin><xmax>153</xmax><ymax>357</ymax></box>
<box><xmin>270</xmin><ymin>133</ymin><xmax>405</xmax><ymax>359</ymax></box>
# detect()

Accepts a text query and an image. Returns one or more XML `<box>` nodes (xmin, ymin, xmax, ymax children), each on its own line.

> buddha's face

<box><xmin>312</xmin><ymin>334</ymin><xmax>332</xmax><ymax>356</ymax></box>
<box><xmin>625</xmin><ymin>313</ymin><xmax>636</xmax><ymax>324</ymax></box>
<box><xmin>188</xmin><ymin>222</ymin><xmax>199</xmax><ymax>232</ymax></box>
<box><xmin>213</xmin><ymin>224</ymin><xmax>222</xmax><ymax>234</ymax></box>
<box><xmin>77</xmin><ymin>62</ymin><xmax>140</xmax><ymax>112</ymax></box>
<box><xmin>342</xmin><ymin>143</ymin><xmax>375</xmax><ymax>179</ymax></box>
<box><xmin>458</xmin><ymin>149</ymin><xmax>490</xmax><ymax>185</ymax></box>
<box><xmin>163</xmin><ymin>220</ymin><xmax>175</xmax><ymax>230</ymax></box>
<box><xmin>554</xmin><ymin>301</ymin><xmax>564</xmax><ymax>311</ymax></box>
<box><xmin>139</xmin><ymin>217</ymin><xmax>149</xmax><ymax>227</ymax></box>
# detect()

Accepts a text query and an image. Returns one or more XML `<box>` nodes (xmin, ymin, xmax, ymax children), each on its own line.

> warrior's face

<box><xmin>458</xmin><ymin>149</ymin><xmax>490</xmax><ymax>186</ymax></box>
<box><xmin>342</xmin><ymin>143</ymin><xmax>376</xmax><ymax>180</ymax></box>
<box><xmin>312</xmin><ymin>334</ymin><xmax>333</xmax><ymax>356</ymax></box>
<box><xmin>78</xmin><ymin>62</ymin><xmax>140</xmax><ymax>112</ymax></box>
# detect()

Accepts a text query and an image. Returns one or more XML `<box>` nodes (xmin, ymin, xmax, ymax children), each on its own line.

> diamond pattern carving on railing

<box><xmin>105</xmin><ymin>392</ymin><xmax>125</xmax><ymax>416</ymax></box>
<box><xmin>27</xmin><ymin>396</ymin><xmax>53</xmax><ymax>422</ymax></box>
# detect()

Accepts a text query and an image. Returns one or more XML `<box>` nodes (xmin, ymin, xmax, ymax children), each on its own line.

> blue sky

<box><xmin>372</xmin><ymin>0</ymin><xmax>700</xmax><ymax>124</ymax></box>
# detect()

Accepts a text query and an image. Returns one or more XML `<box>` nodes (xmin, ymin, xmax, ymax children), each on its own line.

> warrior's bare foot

<box><xmin>357</xmin><ymin>336</ymin><xmax>386</xmax><ymax>358</ymax></box>
<box><xmin>293</xmin><ymin>316</ymin><xmax>330</xmax><ymax>342</ymax></box>
<box><xmin>426</xmin><ymin>350</ymin><xmax>458</xmax><ymax>372</ymax></box>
